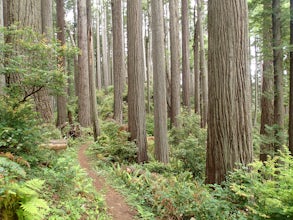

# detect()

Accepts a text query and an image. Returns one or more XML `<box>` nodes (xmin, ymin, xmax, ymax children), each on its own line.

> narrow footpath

<box><xmin>78</xmin><ymin>143</ymin><xmax>137</xmax><ymax>220</ymax></box>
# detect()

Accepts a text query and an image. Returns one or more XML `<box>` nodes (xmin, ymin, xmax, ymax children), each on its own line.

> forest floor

<box><xmin>78</xmin><ymin>143</ymin><xmax>137</xmax><ymax>220</ymax></box>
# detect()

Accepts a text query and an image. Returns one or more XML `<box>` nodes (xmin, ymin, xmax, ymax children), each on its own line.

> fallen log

<box><xmin>40</xmin><ymin>139</ymin><xmax>67</xmax><ymax>151</ymax></box>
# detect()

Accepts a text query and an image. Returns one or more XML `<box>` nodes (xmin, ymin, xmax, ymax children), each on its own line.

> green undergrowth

<box><xmin>88</xmin><ymin>111</ymin><xmax>293</xmax><ymax>220</ymax></box>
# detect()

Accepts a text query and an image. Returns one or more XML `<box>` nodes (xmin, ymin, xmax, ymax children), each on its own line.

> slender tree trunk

<box><xmin>253</xmin><ymin>41</ymin><xmax>259</xmax><ymax>127</ymax></box>
<box><xmin>127</xmin><ymin>0</ymin><xmax>148</xmax><ymax>163</ymax></box>
<box><xmin>260</xmin><ymin>0</ymin><xmax>274</xmax><ymax>161</ymax></box>
<box><xmin>169</xmin><ymin>0</ymin><xmax>180</xmax><ymax>127</ymax></box>
<box><xmin>77</xmin><ymin>0</ymin><xmax>91</xmax><ymax>127</ymax></box>
<box><xmin>112</xmin><ymin>0</ymin><xmax>125</xmax><ymax>124</ymax></box>
<box><xmin>181</xmin><ymin>0</ymin><xmax>190</xmax><ymax>109</ymax></box>
<box><xmin>206</xmin><ymin>0</ymin><xmax>253</xmax><ymax>184</ymax></box>
<box><xmin>101</xmin><ymin>4</ymin><xmax>109</xmax><ymax>88</ymax></box>
<box><xmin>96</xmin><ymin>0</ymin><xmax>102</xmax><ymax>90</ymax></box>
<box><xmin>289</xmin><ymin>0</ymin><xmax>293</xmax><ymax>154</ymax></box>
<box><xmin>197</xmin><ymin>0</ymin><xmax>208</xmax><ymax>128</ymax></box>
<box><xmin>0</xmin><ymin>0</ymin><xmax>5</xmax><ymax>94</ymax></box>
<box><xmin>151</xmin><ymin>0</ymin><xmax>169</xmax><ymax>163</ymax></box>
<box><xmin>87</xmin><ymin>0</ymin><xmax>100</xmax><ymax>140</ymax></box>
<box><xmin>56</xmin><ymin>0</ymin><xmax>68</xmax><ymax>127</ymax></box>
<box><xmin>193</xmin><ymin>8</ymin><xmax>200</xmax><ymax>115</ymax></box>
<box><xmin>272</xmin><ymin>0</ymin><xmax>284</xmax><ymax>150</ymax></box>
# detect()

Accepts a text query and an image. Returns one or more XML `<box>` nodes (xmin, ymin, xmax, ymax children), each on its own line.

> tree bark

<box><xmin>197</xmin><ymin>0</ymin><xmax>208</xmax><ymax>128</ymax></box>
<box><xmin>193</xmin><ymin>9</ymin><xmax>200</xmax><ymax>115</ymax></box>
<box><xmin>77</xmin><ymin>0</ymin><xmax>91</xmax><ymax>127</ymax></box>
<box><xmin>56</xmin><ymin>0</ymin><xmax>68</xmax><ymax>127</ymax></box>
<box><xmin>101</xmin><ymin>4</ymin><xmax>109</xmax><ymax>88</ymax></box>
<box><xmin>206</xmin><ymin>0</ymin><xmax>253</xmax><ymax>184</ymax></box>
<box><xmin>0</xmin><ymin>0</ymin><xmax>5</xmax><ymax>95</ymax></box>
<box><xmin>289</xmin><ymin>0</ymin><xmax>293</xmax><ymax>154</ymax></box>
<box><xmin>151</xmin><ymin>0</ymin><xmax>169</xmax><ymax>163</ymax></box>
<box><xmin>260</xmin><ymin>0</ymin><xmax>274</xmax><ymax>161</ymax></box>
<box><xmin>181</xmin><ymin>0</ymin><xmax>190</xmax><ymax>109</ymax></box>
<box><xmin>169</xmin><ymin>0</ymin><xmax>180</xmax><ymax>127</ymax></box>
<box><xmin>112</xmin><ymin>0</ymin><xmax>125</xmax><ymax>124</ymax></box>
<box><xmin>87</xmin><ymin>0</ymin><xmax>100</xmax><ymax>140</ymax></box>
<box><xmin>95</xmin><ymin>0</ymin><xmax>102</xmax><ymax>90</ymax></box>
<box><xmin>127</xmin><ymin>0</ymin><xmax>148</xmax><ymax>163</ymax></box>
<box><xmin>272</xmin><ymin>0</ymin><xmax>284</xmax><ymax>150</ymax></box>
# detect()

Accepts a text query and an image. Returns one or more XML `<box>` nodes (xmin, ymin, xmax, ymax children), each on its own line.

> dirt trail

<box><xmin>78</xmin><ymin>143</ymin><xmax>137</xmax><ymax>220</ymax></box>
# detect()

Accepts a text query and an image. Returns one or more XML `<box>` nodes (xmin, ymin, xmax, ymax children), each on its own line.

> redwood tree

<box><xmin>206</xmin><ymin>0</ymin><xmax>253</xmax><ymax>184</ymax></box>
<box><xmin>127</xmin><ymin>0</ymin><xmax>148</xmax><ymax>163</ymax></box>
<box><xmin>289</xmin><ymin>0</ymin><xmax>293</xmax><ymax>154</ymax></box>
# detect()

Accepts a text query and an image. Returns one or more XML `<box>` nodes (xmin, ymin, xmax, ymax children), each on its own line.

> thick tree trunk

<box><xmin>272</xmin><ymin>0</ymin><xmax>284</xmax><ymax>150</ymax></box>
<box><xmin>197</xmin><ymin>0</ymin><xmax>208</xmax><ymax>128</ymax></box>
<box><xmin>112</xmin><ymin>0</ymin><xmax>125</xmax><ymax>124</ymax></box>
<box><xmin>77</xmin><ymin>0</ymin><xmax>91</xmax><ymax>127</ymax></box>
<box><xmin>87</xmin><ymin>0</ymin><xmax>100</xmax><ymax>140</ymax></box>
<box><xmin>169</xmin><ymin>0</ymin><xmax>180</xmax><ymax>127</ymax></box>
<box><xmin>4</xmin><ymin>0</ymin><xmax>53</xmax><ymax>123</ymax></box>
<box><xmin>289</xmin><ymin>0</ymin><xmax>293</xmax><ymax>154</ymax></box>
<box><xmin>151</xmin><ymin>0</ymin><xmax>169</xmax><ymax>163</ymax></box>
<box><xmin>181</xmin><ymin>0</ymin><xmax>190</xmax><ymax>109</ymax></box>
<box><xmin>206</xmin><ymin>0</ymin><xmax>253</xmax><ymax>184</ymax></box>
<box><xmin>56</xmin><ymin>0</ymin><xmax>68</xmax><ymax>127</ymax></box>
<box><xmin>260</xmin><ymin>0</ymin><xmax>274</xmax><ymax>161</ymax></box>
<box><xmin>127</xmin><ymin>0</ymin><xmax>148</xmax><ymax>163</ymax></box>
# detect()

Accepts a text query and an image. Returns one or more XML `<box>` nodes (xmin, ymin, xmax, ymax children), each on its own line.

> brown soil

<box><xmin>78</xmin><ymin>143</ymin><xmax>138</xmax><ymax>220</ymax></box>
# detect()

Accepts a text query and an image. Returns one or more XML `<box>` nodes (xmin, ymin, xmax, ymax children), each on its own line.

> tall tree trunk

<box><xmin>181</xmin><ymin>0</ymin><xmax>190</xmax><ymax>109</ymax></box>
<box><xmin>289</xmin><ymin>0</ymin><xmax>293</xmax><ymax>154</ymax></box>
<box><xmin>193</xmin><ymin>8</ymin><xmax>200</xmax><ymax>115</ymax></box>
<box><xmin>127</xmin><ymin>0</ymin><xmax>148</xmax><ymax>163</ymax></box>
<box><xmin>206</xmin><ymin>0</ymin><xmax>253</xmax><ymax>184</ymax></box>
<box><xmin>96</xmin><ymin>0</ymin><xmax>102</xmax><ymax>90</ymax></box>
<box><xmin>56</xmin><ymin>0</ymin><xmax>68</xmax><ymax>127</ymax></box>
<box><xmin>0</xmin><ymin>0</ymin><xmax>5</xmax><ymax>94</ymax></box>
<box><xmin>112</xmin><ymin>0</ymin><xmax>125</xmax><ymax>124</ymax></box>
<box><xmin>197</xmin><ymin>0</ymin><xmax>208</xmax><ymax>128</ymax></box>
<box><xmin>77</xmin><ymin>0</ymin><xmax>91</xmax><ymax>127</ymax></box>
<box><xmin>169</xmin><ymin>0</ymin><xmax>180</xmax><ymax>127</ymax></box>
<box><xmin>260</xmin><ymin>0</ymin><xmax>274</xmax><ymax>161</ymax></box>
<box><xmin>101</xmin><ymin>4</ymin><xmax>109</xmax><ymax>88</ymax></box>
<box><xmin>272</xmin><ymin>0</ymin><xmax>284</xmax><ymax>150</ymax></box>
<box><xmin>151</xmin><ymin>0</ymin><xmax>169</xmax><ymax>163</ymax></box>
<box><xmin>87</xmin><ymin>0</ymin><xmax>100</xmax><ymax>140</ymax></box>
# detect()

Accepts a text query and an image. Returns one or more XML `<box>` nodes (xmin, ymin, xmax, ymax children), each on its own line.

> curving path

<box><xmin>78</xmin><ymin>143</ymin><xmax>137</xmax><ymax>220</ymax></box>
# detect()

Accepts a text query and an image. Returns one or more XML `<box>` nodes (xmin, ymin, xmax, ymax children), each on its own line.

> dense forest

<box><xmin>0</xmin><ymin>0</ymin><xmax>293</xmax><ymax>219</ymax></box>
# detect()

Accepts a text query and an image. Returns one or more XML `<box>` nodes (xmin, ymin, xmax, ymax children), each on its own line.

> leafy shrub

<box><xmin>0</xmin><ymin>97</ymin><xmax>43</xmax><ymax>155</ymax></box>
<box><xmin>169</xmin><ymin>110</ymin><xmax>207</xmax><ymax>178</ymax></box>
<box><xmin>221</xmin><ymin>148</ymin><xmax>293</xmax><ymax>219</ymax></box>
<box><xmin>93</xmin><ymin>120</ymin><xmax>137</xmax><ymax>164</ymax></box>
<box><xmin>0</xmin><ymin>157</ymin><xmax>49</xmax><ymax>220</ymax></box>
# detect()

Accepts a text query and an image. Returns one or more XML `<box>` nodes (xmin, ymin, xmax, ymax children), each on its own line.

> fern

<box><xmin>0</xmin><ymin>157</ymin><xmax>26</xmax><ymax>180</ymax></box>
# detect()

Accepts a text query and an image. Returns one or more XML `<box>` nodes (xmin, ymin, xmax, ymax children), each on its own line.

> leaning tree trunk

<box><xmin>206</xmin><ymin>0</ymin><xmax>253</xmax><ymax>184</ymax></box>
<box><xmin>127</xmin><ymin>0</ymin><xmax>148</xmax><ymax>163</ymax></box>
<box><xmin>77</xmin><ymin>0</ymin><xmax>91</xmax><ymax>127</ymax></box>
<box><xmin>169</xmin><ymin>0</ymin><xmax>180</xmax><ymax>127</ymax></box>
<box><xmin>112</xmin><ymin>0</ymin><xmax>125</xmax><ymax>124</ymax></box>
